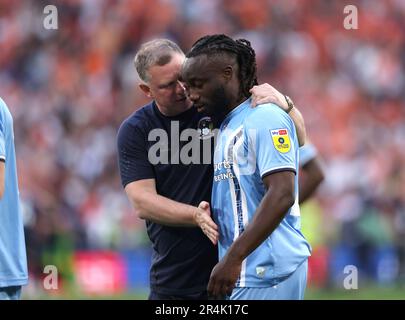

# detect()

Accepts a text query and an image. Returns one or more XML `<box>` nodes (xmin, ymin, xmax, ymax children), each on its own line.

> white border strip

<box><xmin>260</xmin><ymin>165</ymin><xmax>296</xmax><ymax>178</ymax></box>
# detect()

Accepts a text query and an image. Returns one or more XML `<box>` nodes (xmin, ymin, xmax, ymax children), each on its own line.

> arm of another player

<box><xmin>125</xmin><ymin>179</ymin><xmax>218</xmax><ymax>244</ymax></box>
<box><xmin>250</xmin><ymin>84</ymin><xmax>306</xmax><ymax>146</ymax></box>
<box><xmin>0</xmin><ymin>160</ymin><xmax>4</xmax><ymax>199</ymax></box>
<box><xmin>299</xmin><ymin>156</ymin><xmax>324</xmax><ymax>204</ymax></box>
<box><xmin>0</xmin><ymin>114</ymin><xmax>5</xmax><ymax>199</ymax></box>
<box><xmin>207</xmin><ymin>171</ymin><xmax>295</xmax><ymax>297</ymax></box>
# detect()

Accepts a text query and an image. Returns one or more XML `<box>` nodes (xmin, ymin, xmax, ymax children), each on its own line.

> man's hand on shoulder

<box><xmin>250</xmin><ymin>83</ymin><xmax>288</xmax><ymax>110</ymax></box>
<box><xmin>0</xmin><ymin>161</ymin><xmax>4</xmax><ymax>199</ymax></box>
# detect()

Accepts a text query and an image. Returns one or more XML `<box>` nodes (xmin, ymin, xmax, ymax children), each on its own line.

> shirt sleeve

<box><xmin>116</xmin><ymin>119</ymin><xmax>155</xmax><ymax>188</ymax></box>
<box><xmin>245</xmin><ymin>103</ymin><xmax>298</xmax><ymax>179</ymax></box>
<box><xmin>299</xmin><ymin>143</ymin><xmax>318</xmax><ymax>167</ymax></box>
<box><xmin>0</xmin><ymin>109</ymin><xmax>6</xmax><ymax>162</ymax></box>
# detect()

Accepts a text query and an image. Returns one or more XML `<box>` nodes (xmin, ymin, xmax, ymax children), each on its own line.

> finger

<box><xmin>205</xmin><ymin>224</ymin><xmax>219</xmax><ymax>236</ymax></box>
<box><xmin>201</xmin><ymin>201</ymin><xmax>210</xmax><ymax>210</ymax></box>
<box><xmin>256</xmin><ymin>95</ymin><xmax>277</xmax><ymax>104</ymax></box>
<box><xmin>206</xmin><ymin>226</ymin><xmax>218</xmax><ymax>239</ymax></box>
<box><xmin>219</xmin><ymin>282</ymin><xmax>229</xmax><ymax>297</ymax></box>
<box><xmin>204</xmin><ymin>218</ymin><xmax>218</xmax><ymax>230</ymax></box>
<box><xmin>208</xmin><ymin>234</ymin><xmax>217</xmax><ymax>245</ymax></box>
<box><xmin>200</xmin><ymin>200</ymin><xmax>208</xmax><ymax>207</ymax></box>
<box><xmin>213</xmin><ymin>279</ymin><xmax>223</xmax><ymax>297</ymax></box>
<box><xmin>202</xmin><ymin>225</ymin><xmax>218</xmax><ymax>244</ymax></box>
<box><xmin>211</xmin><ymin>234</ymin><xmax>218</xmax><ymax>246</ymax></box>
<box><xmin>225</xmin><ymin>282</ymin><xmax>235</xmax><ymax>296</ymax></box>
<box><xmin>209</xmin><ymin>273</ymin><xmax>223</xmax><ymax>297</ymax></box>
<box><xmin>207</xmin><ymin>276</ymin><xmax>215</xmax><ymax>296</ymax></box>
<box><xmin>254</xmin><ymin>99</ymin><xmax>270</xmax><ymax>107</ymax></box>
<box><xmin>255</xmin><ymin>97</ymin><xmax>269</xmax><ymax>104</ymax></box>
<box><xmin>203</xmin><ymin>225</ymin><xmax>219</xmax><ymax>241</ymax></box>
<box><xmin>206</xmin><ymin>229</ymin><xmax>219</xmax><ymax>244</ymax></box>
<box><xmin>249</xmin><ymin>85</ymin><xmax>258</xmax><ymax>94</ymax></box>
<box><xmin>203</xmin><ymin>225</ymin><xmax>219</xmax><ymax>240</ymax></box>
<box><xmin>251</xmin><ymin>96</ymin><xmax>257</xmax><ymax>108</ymax></box>
<box><xmin>199</xmin><ymin>201</ymin><xmax>209</xmax><ymax>210</ymax></box>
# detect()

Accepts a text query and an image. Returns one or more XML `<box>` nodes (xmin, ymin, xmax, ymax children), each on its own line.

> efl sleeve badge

<box><xmin>270</xmin><ymin>128</ymin><xmax>291</xmax><ymax>153</ymax></box>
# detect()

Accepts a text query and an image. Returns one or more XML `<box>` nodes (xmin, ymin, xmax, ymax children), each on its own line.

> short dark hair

<box><xmin>134</xmin><ymin>39</ymin><xmax>184</xmax><ymax>82</ymax></box>
<box><xmin>186</xmin><ymin>34</ymin><xmax>258</xmax><ymax>98</ymax></box>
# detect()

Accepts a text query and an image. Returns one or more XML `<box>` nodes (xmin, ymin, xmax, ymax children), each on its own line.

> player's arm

<box><xmin>299</xmin><ymin>156</ymin><xmax>324</xmax><ymax>204</ymax></box>
<box><xmin>230</xmin><ymin>171</ymin><xmax>294</xmax><ymax>258</ymax></box>
<box><xmin>0</xmin><ymin>160</ymin><xmax>4</xmax><ymax>199</ymax></box>
<box><xmin>127</xmin><ymin>181</ymin><xmax>219</xmax><ymax>243</ymax></box>
<box><xmin>125</xmin><ymin>180</ymin><xmax>218</xmax><ymax>244</ymax></box>
<box><xmin>0</xmin><ymin>115</ymin><xmax>5</xmax><ymax>199</ymax></box>
<box><xmin>125</xmin><ymin>179</ymin><xmax>196</xmax><ymax>225</ymax></box>
<box><xmin>250</xmin><ymin>84</ymin><xmax>306</xmax><ymax>146</ymax></box>
<box><xmin>117</xmin><ymin>121</ymin><xmax>218</xmax><ymax>243</ymax></box>
<box><xmin>208</xmin><ymin>171</ymin><xmax>294</xmax><ymax>297</ymax></box>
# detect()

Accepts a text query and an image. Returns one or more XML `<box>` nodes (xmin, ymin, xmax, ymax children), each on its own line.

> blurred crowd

<box><xmin>0</xmin><ymin>0</ymin><xmax>404</xmax><ymax>291</ymax></box>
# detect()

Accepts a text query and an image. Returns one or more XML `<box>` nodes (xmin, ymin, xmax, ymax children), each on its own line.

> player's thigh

<box><xmin>0</xmin><ymin>286</ymin><xmax>22</xmax><ymax>300</ymax></box>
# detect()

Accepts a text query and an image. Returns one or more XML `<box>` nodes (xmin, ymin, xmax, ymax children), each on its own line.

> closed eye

<box><xmin>190</xmin><ymin>79</ymin><xmax>204</xmax><ymax>89</ymax></box>
<box><xmin>159</xmin><ymin>82</ymin><xmax>175</xmax><ymax>89</ymax></box>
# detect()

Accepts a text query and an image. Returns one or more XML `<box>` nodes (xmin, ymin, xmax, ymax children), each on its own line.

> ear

<box><xmin>222</xmin><ymin>65</ymin><xmax>234</xmax><ymax>82</ymax></box>
<box><xmin>139</xmin><ymin>83</ymin><xmax>153</xmax><ymax>99</ymax></box>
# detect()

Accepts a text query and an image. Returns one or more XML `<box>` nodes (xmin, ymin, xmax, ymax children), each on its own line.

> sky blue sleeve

<box><xmin>299</xmin><ymin>143</ymin><xmax>318</xmax><ymax>166</ymax></box>
<box><xmin>245</xmin><ymin>103</ymin><xmax>298</xmax><ymax>178</ymax></box>
<box><xmin>0</xmin><ymin>104</ymin><xmax>6</xmax><ymax>161</ymax></box>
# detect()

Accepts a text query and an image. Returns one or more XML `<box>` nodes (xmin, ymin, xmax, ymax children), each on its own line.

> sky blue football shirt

<box><xmin>212</xmin><ymin>99</ymin><xmax>311</xmax><ymax>288</ymax></box>
<box><xmin>299</xmin><ymin>143</ymin><xmax>318</xmax><ymax>166</ymax></box>
<box><xmin>0</xmin><ymin>97</ymin><xmax>28</xmax><ymax>287</ymax></box>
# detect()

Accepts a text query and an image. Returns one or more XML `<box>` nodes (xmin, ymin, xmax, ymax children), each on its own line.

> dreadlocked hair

<box><xmin>187</xmin><ymin>34</ymin><xmax>258</xmax><ymax>99</ymax></box>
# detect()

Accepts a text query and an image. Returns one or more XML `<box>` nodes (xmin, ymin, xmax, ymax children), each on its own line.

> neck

<box><xmin>214</xmin><ymin>96</ymin><xmax>247</xmax><ymax>126</ymax></box>
<box><xmin>226</xmin><ymin>94</ymin><xmax>248</xmax><ymax>114</ymax></box>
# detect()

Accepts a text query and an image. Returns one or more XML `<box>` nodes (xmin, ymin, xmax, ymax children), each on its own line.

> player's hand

<box><xmin>196</xmin><ymin>201</ymin><xmax>219</xmax><ymax>245</ymax></box>
<box><xmin>207</xmin><ymin>253</ymin><xmax>242</xmax><ymax>298</ymax></box>
<box><xmin>250</xmin><ymin>83</ymin><xmax>288</xmax><ymax>110</ymax></box>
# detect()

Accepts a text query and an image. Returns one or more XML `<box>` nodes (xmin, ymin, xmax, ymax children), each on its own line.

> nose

<box><xmin>188</xmin><ymin>88</ymin><xmax>200</xmax><ymax>103</ymax></box>
<box><xmin>175</xmin><ymin>80</ymin><xmax>186</xmax><ymax>95</ymax></box>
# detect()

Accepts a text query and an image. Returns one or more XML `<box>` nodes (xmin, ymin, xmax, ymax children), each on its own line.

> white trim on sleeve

<box><xmin>260</xmin><ymin>165</ymin><xmax>296</xmax><ymax>179</ymax></box>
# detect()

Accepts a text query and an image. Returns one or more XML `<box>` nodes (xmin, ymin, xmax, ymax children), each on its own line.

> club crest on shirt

<box><xmin>256</xmin><ymin>266</ymin><xmax>266</xmax><ymax>277</ymax></box>
<box><xmin>270</xmin><ymin>128</ymin><xmax>291</xmax><ymax>153</ymax></box>
<box><xmin>197</xmin><ymin>116</ymin><xmax>215</xmax><ymax>140</ymax></box>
